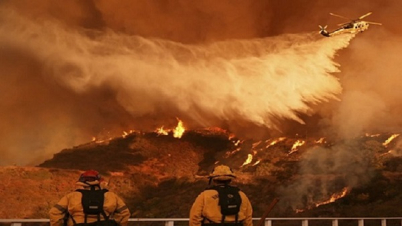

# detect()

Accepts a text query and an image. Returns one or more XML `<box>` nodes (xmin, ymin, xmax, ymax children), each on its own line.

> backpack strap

<box><xmin>99</xmin><ymin>189</ymin><xmax>110</xmax><ymax>221</ymax></box>
<box><xmin>69</xmin><ymin>212</ymin><xmax>77</xmax><ymax>226</ymax></box>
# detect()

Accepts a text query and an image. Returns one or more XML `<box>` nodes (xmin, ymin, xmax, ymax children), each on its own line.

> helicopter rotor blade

<box><xmin>364</xmin><ymin>21</ymin><xmax>382</xmax><ymax>25</ymax></box>
<box><xmin>318</xmin><ymin>25</ymin><xmax>328</xmax><ymax>30</ymax></box>
<box><xmin>329</xmin><ymin>13</ymin><xmax>351</xmax><ymax>20</ymax></box>
<box><xmin>358</xmin><ymin>12</ymin><xmax>372</xmax><ymax>20</ymax></box>
<box><xmin>337</xmin><ymin>22</ymin><xmax>349</xmax><ymax>27</ymax></box>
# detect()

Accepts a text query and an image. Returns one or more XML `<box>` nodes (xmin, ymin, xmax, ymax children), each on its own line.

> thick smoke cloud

<box><xmin>278</xmin><ymin>141</ymin><xmax>378</xmax><ymax>210</ymax></box>
<box><xmin>0</xmin><ymin>0</ymin><xmax>401</xmax><ymax>176</ymax></box>
<box><xmin>0</xmin><ymin>8</ymin><xmax>351</xmax><ymax>165</ymax></box>
<box><xmin>273</xmin><ymin>1</ymin><xmax>402</xmax><ymax>209</ymax></box>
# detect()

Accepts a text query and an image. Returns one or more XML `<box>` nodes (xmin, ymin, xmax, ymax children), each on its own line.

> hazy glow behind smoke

<box><xmin>0</xmin><ymin>10</ymin><xmax>353</xmax><ymax>165</ymax></box>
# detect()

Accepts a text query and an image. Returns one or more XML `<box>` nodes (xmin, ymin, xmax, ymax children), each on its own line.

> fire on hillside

<box><xmin>8</xmin><ymin>118</ymin><xmax>402</xmax><ymax>218</ymax></box>
<box><xmin>87</xmin><ymin>119</ymin><xmax>401</xmax><ymax>173</ymax></box>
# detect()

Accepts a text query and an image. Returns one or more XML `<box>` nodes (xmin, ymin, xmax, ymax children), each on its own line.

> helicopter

<box><xmin>319</xmin><ymin>12</ymin><xmax>382</xmax><ymax>37</ymax></box>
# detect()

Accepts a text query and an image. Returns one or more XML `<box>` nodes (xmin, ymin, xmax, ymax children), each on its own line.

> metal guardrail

<box><xmin>1</xmin><ymin>218</ymin><xmax>402</xmax><ymax>226</ymax></box>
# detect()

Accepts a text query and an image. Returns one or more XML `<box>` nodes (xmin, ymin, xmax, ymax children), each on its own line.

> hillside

<box><xmin>1</xmin><ymin>129</ymin><xmax>402</xmax><ymax>219</ymax></box>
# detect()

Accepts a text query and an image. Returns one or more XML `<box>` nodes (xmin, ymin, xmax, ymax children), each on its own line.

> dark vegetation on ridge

<box><xmin>2</xmin><ymin>130</ymin><xmax>402</xmax><ymax>221</ymax></box>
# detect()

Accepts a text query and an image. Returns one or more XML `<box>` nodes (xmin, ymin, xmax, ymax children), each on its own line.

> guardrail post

<box><xmin>332</xmin><ymin>219</ymin><xmax>338</xmax><ymax>226</ymax></box>
<box><xmin>301</xmin><ymin>219</ymin><xmax>308</xmax><ymax>226</ymax></box>
<box><xmin>358</xmin><ymin>219</ymin><xmax>364</xmax><ymax>226</ymax></box>
<box><xmin>165</xmin><ymin>220</ymin><xmax>174</xmax><ymax>226</ymax></box>
<box><xmin>381</xmin><ymin>219</ymin><xmax>386</xmax><ymax>226</ymax></box>
<box><xmin>264</xmin><ymin>219</ymin><xmax>272</xmax><ymax>226</ymax></box>
<box><xmin>11</xmin><ymin>223</ymin><xmax>22</xmax><ymax>226</ymax></box>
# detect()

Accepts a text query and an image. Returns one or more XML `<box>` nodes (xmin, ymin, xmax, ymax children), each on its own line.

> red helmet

<box><xmin>78</xmin><ymin>170</ymin><xmax>103</xmax><ymax>183</ymax></box>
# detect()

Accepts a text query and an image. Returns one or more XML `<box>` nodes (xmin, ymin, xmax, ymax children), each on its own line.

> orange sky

<box><xmin>0</xmin><ymin>0</ymin><xmax>401</xmax><ymax>165</ymax></box>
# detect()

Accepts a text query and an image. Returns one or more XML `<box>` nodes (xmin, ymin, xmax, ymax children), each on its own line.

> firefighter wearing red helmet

<box><xmin>49</xmin><ymin>170</ymin><xmax>130</xmax><ymax>226</ymax></box>
<box><xmin>190</xmin><ymin>165</ymin><xmax>253</xmax><ymax>226</ymax></box>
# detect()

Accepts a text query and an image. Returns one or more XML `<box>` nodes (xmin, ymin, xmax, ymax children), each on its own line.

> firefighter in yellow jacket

<box><xmin>49</xmin><ymin>170</ymin><xmax>130</xmax><ymax>226</ymax></box>
<box><xmin>190</xmin><ymin>165</ymin><xmax>253</xmax><ymax>226</ymax></box>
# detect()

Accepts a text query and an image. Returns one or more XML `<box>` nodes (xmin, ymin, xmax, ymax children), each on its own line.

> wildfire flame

<box><xmin>365</xmin><ymin>133</ymin><xmax>381</xmax><ymax>137</ymax></box>
<box><xmin>315</xmin><ymin>187</ymin><xmax>349</xmax><ymax>207</ymax></box>
<box><xmin>155</xmin><ymin>126</ymin><xmax>169</xmax><ymax>136</ymax></box>
<box><xmin>252</xmin><ymin>141</ymin><xmax>262</xmax><ymax>149</ymax></box>
<box><xmin>265</xmin><ymin>137</ymin><xmax>286</xmax><ymax>148</ymax></box>
<box><xmin>122</xmin><ymin>131</ymin><xmax>129</xmax><ymax>138</ymax></box>
<box><xmin>154</xmin><ymin>118</ymin><xmax>186</xmax><ymax>138</ymax></box>
<box><xmin>289</xmin><ymin>140</ymin><xmax>305</xmax><ymax>154</ymax></box>
<box><xmin>241</xmin><ymin>154</ymin><xmax>253</xmax><ymax>167</ymax></box>
<box><xmin>233</xmin><ymin>139</ymin><xmax>242</xmax><ymax>146</ymax></box>
<box><xmin>173</xmin><ymin>119</ymin><xmax>185</xmax><ymax>138</ymax></box>
<box><xmin>225</xmin><ymin>147</ymin><xmax>241</xmax><ymax>158</ymax></box>
<box><xmin>379</xmin><ymin>150</ymin><xmax>393</xmax><ymax>157</ymax></box>
<box><xmin>91</xmin><ymin>136</ymin><xmax>107</xmax><ymax>144</ymax></box>
<box><xmin>315</xmin><ymin>137</ymin><xmax>325</xmax><ymax>144</ymax></box>
<box><xmin>252</xmin><ymin>160</ymin><xmax>261</xmax><ymax>166</ymax></box>
<box><xmin>382</xmin><ymin>134</ymin><xmax>400</xmax><ymax>147</ymax></box>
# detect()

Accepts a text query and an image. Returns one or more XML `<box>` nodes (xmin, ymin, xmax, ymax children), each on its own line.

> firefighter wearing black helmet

<box><xmin>49</xmin><ymin>170</ymin><xmax>130</xmax><ymax>226</ymax></box>
<box><xmin>190</xmin><ymin>165</ymin><xmax>253</xmax><ymax>226</ymax></box>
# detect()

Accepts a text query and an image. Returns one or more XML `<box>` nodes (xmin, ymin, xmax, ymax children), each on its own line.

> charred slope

<box><xmin>39</xmin><ymin>130</ymin><xmax>234</xmax><ymax>175</ymax></box>
<box><xmin>2</xmin><ymin>130</ymin><xmax>402</xmax><ymax>218</ymax></box>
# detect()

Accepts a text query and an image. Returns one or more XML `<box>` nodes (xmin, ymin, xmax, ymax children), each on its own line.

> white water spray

<box><xmin>0</xmin><ymin>10</ymin><xmax>354</xmax><ymax>165</ymax></box>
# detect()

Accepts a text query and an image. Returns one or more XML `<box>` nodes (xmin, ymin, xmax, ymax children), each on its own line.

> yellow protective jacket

<box><xmin>49</xmin><ymin>183</ymin><xmax>130</xmax><ymax>226</ymax></box>
<box><xmin>189</xmin><ymin>187</ymin><xmax>253</xmax><ymax>226</ymax></box>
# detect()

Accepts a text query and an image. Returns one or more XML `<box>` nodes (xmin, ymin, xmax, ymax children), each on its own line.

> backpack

<box><xmin>79</xmin><ymin>188</ymin><xmax>108</xmax><ymax>216</ymax></box>
<box><xmin>208</xmin><ymin>185</ymin><xmax>242</xmax><ymax>223</ymax></box>
<box><xmin>70</xmin><ymin>186</ymin><xmax>117</xmax><ymax>226</ymax></box>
